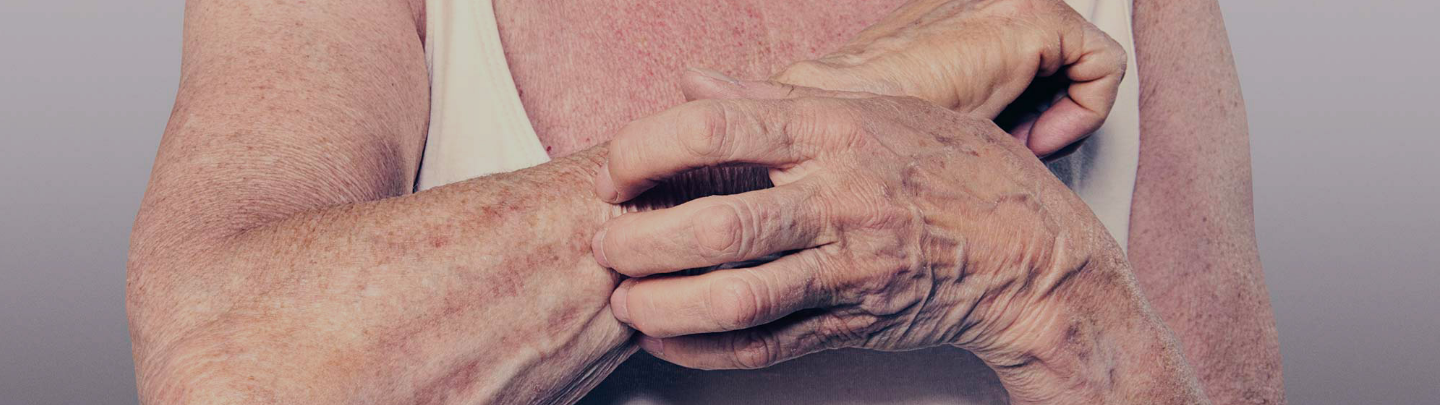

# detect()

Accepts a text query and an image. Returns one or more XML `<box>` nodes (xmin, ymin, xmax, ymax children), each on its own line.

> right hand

<box><xmin>592</xmin><ymin>88</ymin><xmax>1190</xmax><ymax>403</ymax></box>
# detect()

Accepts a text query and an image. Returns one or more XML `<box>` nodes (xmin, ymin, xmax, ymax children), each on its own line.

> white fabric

<box><xmin>417</xmin><ymin>0</ymin><xmax>549</xmax><ymax>190</ymax></box>
<box><xmin>418</xmin><ymin>1</ymin><xmax>1141</xmax><ymax>403</ymax></box>
<box><xmin>1043</xmin><ymin>0</ymin><xmax>1141</xmax><ymax>249</ymax></box>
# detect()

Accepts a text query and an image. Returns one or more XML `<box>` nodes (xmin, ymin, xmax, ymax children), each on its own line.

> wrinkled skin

<box><xmin>128</xmin><ymin>0</ymin><xmax>1240</xmax><ymax>403</ymax></box>
<box><xmin>593</xmin><ymin>89</ymin><xmax>1207</xmax><ymax>403</ymax></box>
<box><xmin>596</xmin><ymin>92</ymin><xmax>1092</xmax><ymax>355</ymax></box>
<box><xmin>769</xmin><ymin>0</ymin><xmax>1127</xmax><ymax>156</ymax></box>
<box><xmin>586</xmin><ymin>1</ymin><xmax>1210</xmax><ymax>403</ymax></box>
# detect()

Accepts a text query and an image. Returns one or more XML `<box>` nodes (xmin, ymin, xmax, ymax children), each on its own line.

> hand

<box><xmin>590</xmin><ymin>88</ymin><xmax>1179</xmax><ymax>402</ymax></box>
<box><xmin>695</xmin><ymin>0</ymin><xmax>1128</xmax><ymax>157</ymax></box>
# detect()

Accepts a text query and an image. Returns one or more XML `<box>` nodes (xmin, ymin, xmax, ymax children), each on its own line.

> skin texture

<box><xmin>1129</xmin><ymin>0</ymin><xmax>1286</xmax><ymax>403</ymax></box>
<box><xmin>769</xmin><ymin>0</ymin><xmax>1127</xmax><ymax>156</ymax></box>
<box><xmin>592</xmin><ymin>88</ymin><xmax>1207</xmax><ymax>404</ymax></box>
<box><xmin>128</xmin><ymin>0</ymin><xmax>640</xmax><ymax>403</ymax></box>
<box><xmin>128</xmin><ymin>0</ymin><xmax>1272</xmax><ymax>403</ymax></box>
<box><xmin>493</xmin><ymin>0</ymin><xmax>907</xmax><ymax>158</ymax></box>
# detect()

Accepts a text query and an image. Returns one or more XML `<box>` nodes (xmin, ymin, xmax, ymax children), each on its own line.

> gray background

<box><xmin>1</xmin><ymin>0</ymin><xmax>1436</xmax><ymax>404</ymax></box>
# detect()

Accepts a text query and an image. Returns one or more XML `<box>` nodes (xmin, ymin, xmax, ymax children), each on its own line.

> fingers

<box><xmin>1027</xmin><ymin>97</ymin><xmax>1101</xmax><ymax>156</ymax></box>
<box><xmin>596</xmin><ymin>97</ymin><xmax>857</xmax><ymax>203</ymax></box>
<box><xmin>635</xmin><ymin>313</ymin><xmax>836</xmax><ymax>370</ymax></box>
<box><xmin>595</xmin><ymin>99</ymin><xmax>797</xmax><ymax>203</ymax></box>
<box><xmin>679</xmin><ymin>67</ymin><xmax>873</xmax><ymax>101</ymax></box>
<box><xmin>593</xmin><ymin>179</ymin><xmax>832</xmax><ymax>277</ymax></box>
<box><xmin>610</xmin><ymin>250</ymin><xmax>836</xmax><ymax>338</ymax></box>
<box><xmin>770</xmin><ymin>60</ymin><xmax>913</xmax><ymax>102</ymax></box>
<box><xmin>1028</xmin><ymin>22</ymin><xmax>1127</xmax><ymax>156</ymax></box>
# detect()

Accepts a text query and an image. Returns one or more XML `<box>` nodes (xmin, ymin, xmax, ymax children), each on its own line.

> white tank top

<box><xmin>418</xmin><ymin>1</ymin><xmax>1141</xmax><ymax>403</ymax></box>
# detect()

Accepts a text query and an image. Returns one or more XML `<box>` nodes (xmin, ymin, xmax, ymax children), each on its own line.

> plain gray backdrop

<box><xmin>2</xmin><ymin>0</ymin><xmax>1436</xmax><ymax>404</ymax></box>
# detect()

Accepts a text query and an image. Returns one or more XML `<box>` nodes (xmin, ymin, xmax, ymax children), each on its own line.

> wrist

<box><xmin>974</xmin><ymin>254</ymin><xmax>1209</xmax><ymax>404</ymax></box>
<box><xmin>423</xmin><ymin>146</ymin><xmax>636</xmax><ymax>404</ymax></box>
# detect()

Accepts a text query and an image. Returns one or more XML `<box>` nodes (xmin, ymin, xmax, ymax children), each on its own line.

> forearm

<box><xmin>129</xmin><ymin>148</ymin><xmax>632</xmax><ymax>405</ymax></box>
<box><xmin>1086</xmin><ymin>301</ymin><xmax>1208</xmax><ymax>405</ymax></box>
<box><xmin>1129</xmin><ymin>0</ymin><xmax>1285</xmax><ymax>403</ymax></box>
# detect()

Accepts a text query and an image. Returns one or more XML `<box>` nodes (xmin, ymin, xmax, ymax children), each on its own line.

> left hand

<box><xmin>590</xmin><ymin>87</ymin><xmax>1154</xmax><ymax>401</ymax></box>
<box><xmin>684</xmin><ymin>0</ymin><xmax>1128</xmax><ymax>157</ymax></box>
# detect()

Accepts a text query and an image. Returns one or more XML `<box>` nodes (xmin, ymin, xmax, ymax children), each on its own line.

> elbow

<box><xmin>135</xmin><ymin>335</ymin><xmax>274</xmax><ymax>405</ymax></box>
<box><xmin>127</xmin><ymin>256</ymin><xmax>271</xmax><ymax>405</ymax></box>
<box><xmin>126</xmin><ymin>225</ymin><xmax>245</xmax><ymax>405</ymax></box>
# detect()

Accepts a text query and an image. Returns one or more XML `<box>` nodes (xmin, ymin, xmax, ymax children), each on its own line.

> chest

<box><xmin>492</xmin><ymin>0</ymin><xmax>905</xmax><ymax>157</ymax></box>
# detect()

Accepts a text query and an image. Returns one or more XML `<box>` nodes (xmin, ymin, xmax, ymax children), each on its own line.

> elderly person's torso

<box><xmin>497</xmin><ymin>0</ymin><xmax>904</xmax><ymax>158</ymax></box>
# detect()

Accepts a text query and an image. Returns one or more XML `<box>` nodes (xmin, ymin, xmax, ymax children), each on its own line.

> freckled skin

<box><xmin>494</xmin><ymin>0</ymin><xmax>907</xmax><ymax>158</ymax></box>
<box><xmin>127</xmin><ymin>0</ymin><xmax>646</xmax><ymax>403</ymax></box>
<box><xmin>130</xmin><ymin>0</ymin><xmax>1277</xmax><ymax>404</ymax></box>
<box><xmin>1130</xmin><ymin>0</ymin><xmax>1285</xmax><ymax>403</ymax></box>
<box><xmin>590</xmin><ymin>93</ymin><xmax>1210</xmax><ymax>404</ymax></box>
<box><xmin>500</xmin><ymin>1</ymin><xmax>1280</xmax><ymax>403</ymax></box>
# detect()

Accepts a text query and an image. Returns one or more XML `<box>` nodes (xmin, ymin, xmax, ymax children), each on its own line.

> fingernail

<box><xmin>638</xmin><ymin>335</ymin><xmax>664</xmax><ymax>356</ymax></box>
<box><xmin>689</xmin><ymin>67</ymin><xmax>742</xmax><ymax>87</ymax></box>
<box><xmin>592</xmin><ymin>226</ymin><xmax>612</xmax><ymax>268</ymax></box>
<box><xmin>610</xmin><ymin>279</ymin><xmax>631</xmax><ymax>323</ymax></box>
<box><xmin>594</xmin><ymin>163</ymin><xmax>619</xmax><ymax>203</ymax></box>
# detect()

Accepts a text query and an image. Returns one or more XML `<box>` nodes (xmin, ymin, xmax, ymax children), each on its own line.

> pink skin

<box><xmin>760</xmin><ymin>0</ymin><xmax>1127</xmax><ymax>158</ymax></box>
<box><xmin>589</xmin><ymin>83</ymin><xmax>1207</xmax><ymax>403</ymax></box>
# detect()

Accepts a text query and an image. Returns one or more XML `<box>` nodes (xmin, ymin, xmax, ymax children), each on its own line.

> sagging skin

<box><xmin>128</xmin><ymin>0</ymin><xmax>1281</xmax><ymax>404</ymax></box>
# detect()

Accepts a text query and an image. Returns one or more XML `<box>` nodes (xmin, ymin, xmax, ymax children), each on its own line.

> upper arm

<box><xmin>134</xmin><ymin>0</ymin><xmax>429</xmax><ymax>252</ymax></box>
<box><xmin>127</xmin><ymin>2</ymin><xmax>428</xmax><ymax>400</ymax></box>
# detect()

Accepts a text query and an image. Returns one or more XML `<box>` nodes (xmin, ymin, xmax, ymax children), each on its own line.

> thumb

<box><xmin>680</xmin><ymin>68</ymin><xmax>872</xmax><ymax>101</ymax></box>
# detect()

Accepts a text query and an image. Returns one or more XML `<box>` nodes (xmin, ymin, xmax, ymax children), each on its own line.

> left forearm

<box><xmin>1130</xmin><ymin>0</ymin><xmax>1284</xmax><ymax>403</ymax></box>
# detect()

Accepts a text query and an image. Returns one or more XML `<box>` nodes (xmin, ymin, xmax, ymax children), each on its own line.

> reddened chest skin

<box><xmin>493</xmin><ymin>0</ymin><xmax>907</xmax><ymax>157</ymax></box>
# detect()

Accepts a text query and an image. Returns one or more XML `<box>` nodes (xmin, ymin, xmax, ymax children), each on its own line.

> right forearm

<box><xmin>988</xmin><ymin>254</ymin><xmax>1209</xmax><ymax>405</ymax></box>
<box><xmin>1064</xmin><ymin>274</ymin><xmax>1210</xmax><ymax>405</ymax></box>
<box><xmin>130</xmin><ymin>148</ymin><xmax>631</xmax><ymax>404</ymax></box>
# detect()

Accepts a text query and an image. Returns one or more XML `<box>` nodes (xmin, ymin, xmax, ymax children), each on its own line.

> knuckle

<box><xmin>1085</xmin><ymin>24</ymin><xmax>1128</xmax><ymax>72</ymax></box>
<box><xmin>1106</xmin><ymin>40</ymin><xmax>1129</xmax><ymax>75</ymax></box>
<box><xmin>706</xmin><ymin>275</ymin><xmax>763</xmax><ymax>331</ymax></box>
<box><xmin>692</xmin><ymin>203</ymin><xmax>746</xmax><ymax>259</ymax></box>
<box><xmin>730</xmin><ymin>332</ymin><xmax>779</xmax><ymax>369</ymax></box>
<box><xmin>678</xmin><ymin>100</ymin><xmax>732</xmax><ymax>158</ymax></box>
